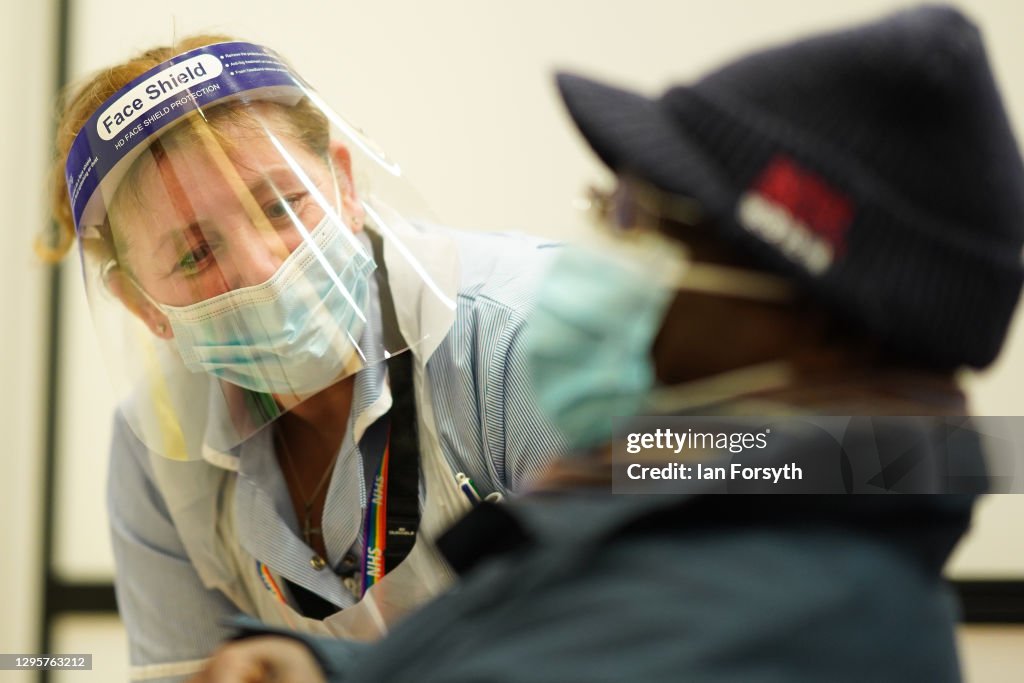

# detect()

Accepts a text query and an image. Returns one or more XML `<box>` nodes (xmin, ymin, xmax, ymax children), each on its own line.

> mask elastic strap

<box><xmin>603</xmin><ymin>228</ymin><xmax>797</xmax><ymax>303</ymax></box>
<box><xmin>328</xmin><ymin>159</ymin><xmax>344</xmax><ymax>223</ymax></box>
<box><xmin>646</xmin><ymin>360</ymin><xmax>795</xmax><ymax>415</ymax></box>
<box><xmin>101</xmin><ymin>258</ymin><xmax>168</xmax><ymax>315</ymax></box>
<box><xmin>675</xmin><ymin>262</ymin><xmax>796</xmax><ymax>302</ymax></box>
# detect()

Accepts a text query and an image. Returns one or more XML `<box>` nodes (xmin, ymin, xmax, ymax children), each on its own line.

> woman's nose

<box><xmin>222</xmin><ymin>225</ymin><xmax>293</xmax><ymax>289</ymax></box>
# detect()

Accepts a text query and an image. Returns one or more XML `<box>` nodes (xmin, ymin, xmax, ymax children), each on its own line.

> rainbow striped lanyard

<box><xmin>360</xmin><ymin>427</ymin><xmax>392</xmax><ymax>596</ymax></box>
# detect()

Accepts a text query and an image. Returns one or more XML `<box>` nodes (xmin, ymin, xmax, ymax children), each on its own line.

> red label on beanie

<box><xmin>752</xmin><ymin>155</ymin><xmax>853</xmax><ymax>251</ymax></box>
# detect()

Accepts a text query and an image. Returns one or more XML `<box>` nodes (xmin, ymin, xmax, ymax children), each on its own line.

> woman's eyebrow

<box><xmin>148</xmin><ymin>223</ymin><xmax>199</xmax><ymax>267</ymax></box>
<box><xmin>245</xmin><ymin>166</ymin><xmax>306</xmax><ymax>196</ymax></box>
<box><xmin>128</xmin><ymin>165</ymin><xmax>311</xmax><ymax>264</ymax></box>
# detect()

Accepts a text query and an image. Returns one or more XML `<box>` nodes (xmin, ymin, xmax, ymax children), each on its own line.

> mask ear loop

<box><xmin>645</xmin><ymin>247</ymin><xmax>799</xmax><ymax>414</ymax></box>
<box><xmin>611</xmin><ymin>223</ymin><xmax>799</xmax><ymax>414</ymax></box>
<box><xmin>292</xmin><ymin>153</ymin><xmax>372</xmax><ymax>368</ymax></box>
<box><xmin>598</xmin><ymin>223</ymin><xmax>798</xmax><ymax>304</ymax></box>
<box><xmin>583</xmin><ymin>179</ymin><xmax>802</xmax><ymax>415</ymax></box>
<box><xmin>595</xmin><ymin>177</ymin><xmax>797</xmax><ymax>302</ymax></box>
<box><xmin>646</xmin><ymin>360</ymin><xmax>796</xmax><ymax>416</ymax></box>
<box><xmin>328</xmin><ymin>158</ymin><xmax>345</xmax><ymax>228</ymax></box>
<box><xmin>676</xmin><ymin>262</ymin><xmax>797</xmax><ymax>302</ymax></box>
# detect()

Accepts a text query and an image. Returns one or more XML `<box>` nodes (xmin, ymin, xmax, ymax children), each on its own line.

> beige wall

<box><xmin>58</xmin><ymin>0</ymin><xmax>1024</xmax><ymax>586</ymax></box>
<box><xmin>0</xmin><ymin>0</ymin><xmax>55</xmax><ymax>670</ymax></box>
<box><xmin>3</xmin><ymin>1</ymin><xmax>1023</xmax><ymax>681</ymax></box>
<box><xmin>958</xmin><ymin>626</ymin><xmax>1024</xmax><ymax>682</ymax></box>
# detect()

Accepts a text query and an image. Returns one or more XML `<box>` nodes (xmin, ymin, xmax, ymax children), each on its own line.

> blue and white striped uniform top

<box><xmin>107</xmin><ymin>227</ymin><xmax>565</xmax><ymax>682</ymax></box>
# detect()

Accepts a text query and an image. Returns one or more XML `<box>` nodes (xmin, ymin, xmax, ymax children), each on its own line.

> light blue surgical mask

<box><xmin>157</xmin><ymin>215</ymin><xmax>377</xmax><ymax>395</ymax></box>
<box><xmin>524</xmin><ymin>238</ymin><xmax>796</xmax><ymax>450</ymax></box>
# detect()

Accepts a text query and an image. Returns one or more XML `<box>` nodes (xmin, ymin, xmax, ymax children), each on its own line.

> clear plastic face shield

<box><xmin>65</xmin><ymin>42</ymin><xmax>457</xmax><ymax>461</ymax></box>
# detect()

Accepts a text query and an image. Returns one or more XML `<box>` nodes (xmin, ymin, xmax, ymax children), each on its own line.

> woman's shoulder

<box><xmin>418</xmin><ymin>222</ymin><xmax>561</xmax><ymax>306</ymax></box>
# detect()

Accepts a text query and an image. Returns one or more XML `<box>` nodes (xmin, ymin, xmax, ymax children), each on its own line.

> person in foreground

<box><xmin>190</xmin><ymin>5</ymin><xmax>1023</xmax><ymax>682</ymax></box>
<box><xmin>46</xmin><ymin>34</ymin><xmax>565</xmax><ymax>681</ymax></box>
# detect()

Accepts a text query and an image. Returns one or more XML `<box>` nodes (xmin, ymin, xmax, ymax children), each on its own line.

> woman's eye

<box><xmin>176</xmin><ymin>243</ymin><xmax>213</xmax><ymax>275</ymax></box>
<box><xmin>264</xmin><ymin>194</ymin><xmax>305</xmax><ymax>221</ymax></box>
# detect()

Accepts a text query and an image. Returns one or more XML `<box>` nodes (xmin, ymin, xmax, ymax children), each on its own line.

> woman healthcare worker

<box><xmin>44</xmin><ymin>35</ymin><xmax>564</xmax><ymax>682</ymax></box>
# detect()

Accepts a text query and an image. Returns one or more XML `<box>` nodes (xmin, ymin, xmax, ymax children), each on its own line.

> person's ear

<box><xmin>103</xmin><ymin>265</ymin><xmax>173</xmax><ymax>339</ymax></box>
<box><xmin>328</xmin><ymin>141</ymin><xmax>365</xmax><ymax>232</ymax></box>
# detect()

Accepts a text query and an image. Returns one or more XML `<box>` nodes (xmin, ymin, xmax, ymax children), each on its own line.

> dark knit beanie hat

<box><xmin>557</xmin><ymin>4</ymin><xmax>1024</xmax><ymax>369</ymax></box>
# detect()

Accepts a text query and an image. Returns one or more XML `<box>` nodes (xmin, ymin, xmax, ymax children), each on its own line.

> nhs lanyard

<box><xmin>360</xmin><ymin>353</ymin><xmax>420</xmax><ymax>596</ymax></box>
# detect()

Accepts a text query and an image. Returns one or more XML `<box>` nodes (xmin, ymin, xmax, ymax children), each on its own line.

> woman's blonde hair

<box><xmin>41</xmin><ymin>34</ymin><xmax>329</xmax><ymax>263</ymax></box>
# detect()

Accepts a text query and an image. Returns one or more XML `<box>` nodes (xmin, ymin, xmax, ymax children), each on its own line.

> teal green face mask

<box><xmin>523</xmin><ymin>237</ymin><xmax>796</xmax><ymax>451</ymax></box>
<box><xmin>522</xmin><ymin>241</ymin><xmax>677</xmax><ymax>450</ymax></box>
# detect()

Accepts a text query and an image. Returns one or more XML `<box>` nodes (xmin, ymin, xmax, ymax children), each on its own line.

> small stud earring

<box><xmin>157</xmin><ymin>323</ymin><xmax>167</xmax><ymax>335</ymax></box>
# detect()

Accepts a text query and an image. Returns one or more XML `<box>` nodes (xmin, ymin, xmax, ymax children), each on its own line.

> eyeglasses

<box><xmin>583</xmin><ymin>177</ymin><xmax>704</xmax><ymax>236</ymax></box>
<box><xmin>583</xmin><ymin>178</ymin><xmax>797</xmax><ymax>303</ymax></box>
